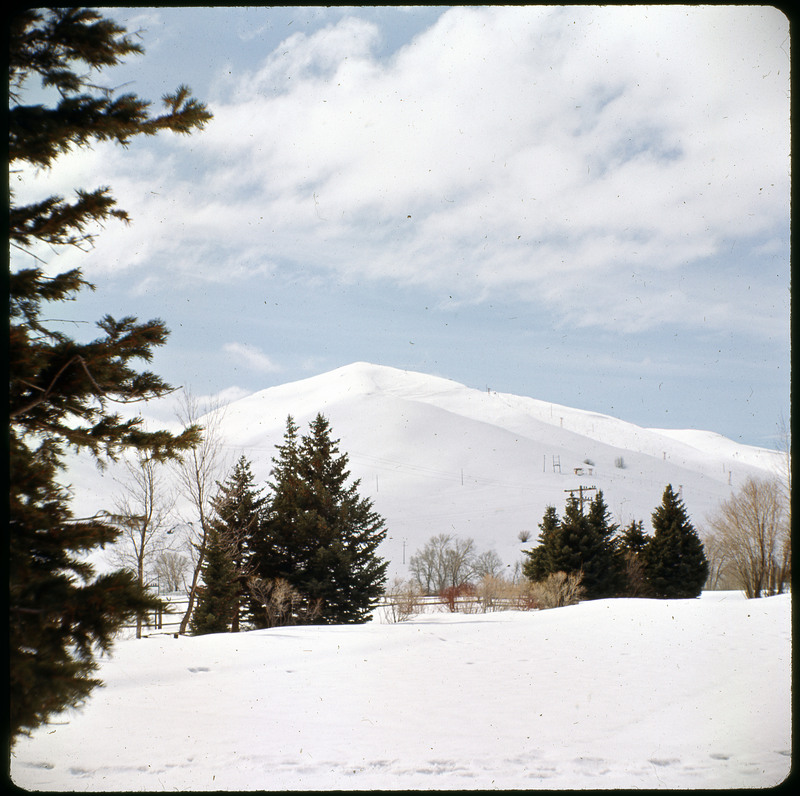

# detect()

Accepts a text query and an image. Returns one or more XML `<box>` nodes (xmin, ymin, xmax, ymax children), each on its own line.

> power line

<box><xmin>563</xmin><ymin>484</ymin><xmax>597</xmax><ymax>513</ymax></box>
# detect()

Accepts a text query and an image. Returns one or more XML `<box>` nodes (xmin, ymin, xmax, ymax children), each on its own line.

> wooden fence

<box><xmin>120</xmin><ymin>591</ymin><xmax>535</xmax><ymax>638</ymax></box>
<box><xmin>119</xmin><ymin>593</ymin><xmax>190</xmax><ymax>638</ymax></box>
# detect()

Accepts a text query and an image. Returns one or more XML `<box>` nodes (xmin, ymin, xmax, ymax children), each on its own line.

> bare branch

<box><xmin>172</xmin><ymin>390</ymin><xmax>230</xmax><ymax>634</ymax></box>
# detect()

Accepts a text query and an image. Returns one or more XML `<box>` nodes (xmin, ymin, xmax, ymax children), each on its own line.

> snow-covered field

<box><xmin>11</xmin><ymin>591</ymin><xmax>791</xmax><ymax>791</ymax></box>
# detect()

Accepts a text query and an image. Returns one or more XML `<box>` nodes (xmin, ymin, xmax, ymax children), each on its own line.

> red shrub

<box><xmin>439</xmin><ymin>583</ymin><xmax>476</xmax><ymax>612</ymax></box>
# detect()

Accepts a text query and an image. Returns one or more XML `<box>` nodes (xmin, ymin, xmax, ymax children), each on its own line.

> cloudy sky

<box><xmin>14</xmin><ymin>5</ymin><xmax>790</xmax><ymax>447</ymax></box>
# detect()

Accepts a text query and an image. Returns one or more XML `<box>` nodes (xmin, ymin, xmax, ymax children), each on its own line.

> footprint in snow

<box><xmin>527</xmin><ymin>765</ymin><xmax>558</xmax><ymax>779</ymax></box>
<box><xmin>573</xmin><ymin>756</ymin><xmax>610</xmax><ymax>774</ymax></box>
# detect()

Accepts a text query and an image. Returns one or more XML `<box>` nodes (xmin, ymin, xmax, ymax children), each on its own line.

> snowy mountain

<box><xmin>68</xmin><ymin>362</ymin><xmax>784</xmax><ymax>579</ymax></box>
<box><xmin>190</xmin><ymin>362</ymin><xmax>784</xmax><ymax>578</ymax></box>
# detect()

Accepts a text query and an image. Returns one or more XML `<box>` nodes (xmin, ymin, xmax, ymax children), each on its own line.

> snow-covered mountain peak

<box><xmin>67</xmin><ymin>362</ymin><xmax>784</xmax><ymax>579</ymax></box>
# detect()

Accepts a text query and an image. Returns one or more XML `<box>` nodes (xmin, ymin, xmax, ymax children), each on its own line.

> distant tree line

<box><xmin>408</xmin><ymin>534</ymin><xmax>504</xmax><ymax>595</ymax></box>
<box><xmin>521</xmin><ymin>475</ymin><xmax>790</xmax><ymax>603</ymax></box>
<box><xmin>404</xmin><ymin>486</ymin><xmax>711</xmax><ymax>605</ymax></box>
<box><xmin>189</xmin><ymin>414</ymin><xmax>389</xmax><ymax>634</ymax></box>
<box><xmin>523</xmin><ymin>485</ymin><xmax>709</xmax><ymax>600</ymax></box>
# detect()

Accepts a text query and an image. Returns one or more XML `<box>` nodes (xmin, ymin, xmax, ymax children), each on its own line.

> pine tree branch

<box><xmin>11</xmin><ymin>348</ymin><xmax>183</xmax><ymax>419</ymax></box>
<box><xmin>8</xmin><ymin>7</ymin><xmax>211</xmax><ymax>743</ymax></box>
<box><xmin>10</xmin><ymin>353</ymin><xmax>89</xmax><ymax>419</ymax></box>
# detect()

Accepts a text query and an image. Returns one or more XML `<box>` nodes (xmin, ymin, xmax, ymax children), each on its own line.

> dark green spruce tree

<box><xmin>583</xmin><ymin>490</ymin><xmax>625</xmax><ymax>598</ymax></box>
<box><xmin>523</xmin><ymin>491</ymin><xmax>622</xmax><ymax>600</ymax></box>
<box><xmin>189</xmin><ymin>527</ymin><xmax>238</xmax><ymax>635</ymax></box>
<box><xmin>618</xmin><ymin>519</ymin><xmax>652</xmax><ymax>596</ymax></box>
<box><xmin>254</xmin><ymin>414</ymin><xmax>389</xmax><ymax>624</ymax></box>
<box><xmin>620</xmin><ymin>519</ymin><xmax>648</xmax><ymax>555</ymax></box>
<box><xmin>248</xmin><ymin>416</ymin><xmax>304</xmax><ymax>626</ymax></box>
<box><xmin>522</xmin><ymin>505</ymin><xmax>561</xmax><ymax>582</ymax></box>
<box><xmin>645</xmin><ymin>485</ymin><xmax>709</xmax><ymax>598</ymax></box>
<box><xmin>208</xmin><ymin>455</ymin><xmax>267</xmax><ymax>631</ymax></box>
<box><xmin>9</xmin><ymin>8</ymin><xmax>211</xmax><ymax>741</ymax></box>
<box><xmin>295</xmin><ymin>414</ymin><xmax>389</xmax><ymax>623</ymax></box>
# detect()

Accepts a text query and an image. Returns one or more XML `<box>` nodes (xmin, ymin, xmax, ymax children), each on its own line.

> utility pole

<box><xmin>564</xmin><ymin>484</ymin><xmax>597</xmax><ymax>513</ymax></box>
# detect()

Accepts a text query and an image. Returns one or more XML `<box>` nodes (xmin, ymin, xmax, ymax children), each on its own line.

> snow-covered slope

<box><xmin>11</xmin><ymin>593</ymin><xmax>792</xmax><ymax>790</ymax></box>
<box><xmin>210</xmin><ymin>362</ymin><xmax>782</xmax><ymax>576</ymax></box>
<box><xmin>67</xmin><ymin>362</ymin><xmax>784</xmax><ymax>579</ymax></box>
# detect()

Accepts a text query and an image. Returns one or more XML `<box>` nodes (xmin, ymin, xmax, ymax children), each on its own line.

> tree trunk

<box><xmin>136</xmin><ymin>558</ymin><xmax>145</xmax><ymax>639</ymax></box>
<box><xmin>179</xmin><ymin>523</ymin><xmax>208</xmax><ymax>634</ymax></box>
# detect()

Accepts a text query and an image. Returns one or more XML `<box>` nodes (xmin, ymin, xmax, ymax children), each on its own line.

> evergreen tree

<box><xmin>189</xmin><ymin>527</ymin><xmax>239</xmax><ymax>635</ymax></box>
<box><xmin>523</xmin><ymin>492</ymin><xmax>622</xmax><ymax>600</ymax></box>
<box><xmin>296</xmin><ymin>415</ymin><xmax>389</xmax><ymax>623</ymax></box>
<box><xmin>554</xmin><ymin>494</ymin><xmax>593</xmax><ymax>582</ymax></box>
<box><xmin>254</xmin><ymin>414</ymin><xmax>389</xmax><ymax>624</ymax></box>
<box><xmin>619</xmin><ymin>519</ymin><xmax>648</xmax><ymax>555</ymax></box>
<box><xmin>209</xmin><ymin>455</ymin><xmax>267</xmax><ymax>631</ymax></box>
<box><xmin>618</xmin><ymin>519</ymin><xmax>651</xmax><ymax>597</ymax></box>
<box><xmin>582</xmin><ymin>490</ymin><xmax>625</xmax><ymax>598</ymax></box>
<box><xmin>522</xmin><ymin>505</ymin><xmax>561</xmax><ymax>582</ymax></box>
<box><xmin>247</xmin><ymin>416</ymin><xmax>304</xmax><ymax>626</ymax></box>
<box><xmin>645</xmin><ymin>485</ymin><xmax>709</xmax><ymax>598</ymax></box>
<box><xmin>9</xmin><ymin>8</ymin><xmax>211</xmax><ymax>741</ymax></box>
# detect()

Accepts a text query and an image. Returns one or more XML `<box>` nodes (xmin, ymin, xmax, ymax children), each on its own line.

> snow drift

<box><xmin>11</xmin><ymin>592</ymin><xmax>791</xmax><ymax>790</ymax></box>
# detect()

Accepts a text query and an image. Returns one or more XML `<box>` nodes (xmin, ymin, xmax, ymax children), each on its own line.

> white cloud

<box><xmin>31</xmin><ymin>5</ymin><xmax>788</xmax><ymax>339</ymax></box>
<box><xmin>223</xmin><ymin>343</ymin><xmax>282</xmax><ymax>374</ymax></box>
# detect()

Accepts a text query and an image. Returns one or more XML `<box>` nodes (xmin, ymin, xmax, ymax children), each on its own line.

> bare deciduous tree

<box><xmin>442</xmin><ymin>537</ymin><xmax>477</xmax><ymax>589</ymax></box>
<box><xmin>108</xmin><ymin>451</ymin><xmax>177</xmax><ymax>637</ymax></box>
<box><xmin>777</xmin><ymin>413</ymin><xmax>791</xmax><ymax>518</ymax></box>
<box><xmin>172</xmin><ymin>391</ymin><xmax>229</xmax><ymax>634</ymax></box>
<box><xmin>409</xmin><ymin>533</ymin><xmax>449</xmax><ymax>593</ymax></box>
<box><xmin>409</xmin><ymin>534</ymin><xmax>478</xmax><ymax>594</ymax></box>
<box><xmin>707</xmin><ymin>476</ymin><xmax>790</xmax><ymax>598</ymax></box>
<box><xmin>700</xmin><ymin>532</ymin><xmax>739</xmax><ymax>591</ymax></box>
<box><xmin>473</xmin><ymin>549</ymin><xmax>504</xmax><ymax>580</ymax></box>
<box><xmin>152</xmin><ymin>549</ymin><xmax>190</xmax><ymax>593</ymax></box>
